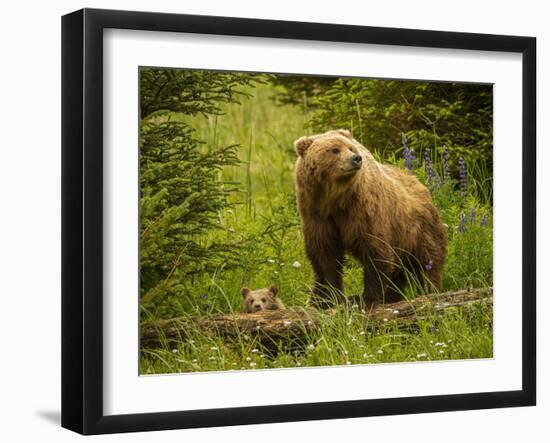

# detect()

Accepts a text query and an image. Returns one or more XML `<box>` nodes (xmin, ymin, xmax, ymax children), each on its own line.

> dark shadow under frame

<box><xmin>61</xmin><ymin>8</ymin><xmax>536</xmax><ymax>435</ymax></box>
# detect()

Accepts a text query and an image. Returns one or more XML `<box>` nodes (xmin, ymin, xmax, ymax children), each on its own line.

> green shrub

<box><xmin>139</xmin><ymin>68</ymin><xmax>259</xmax><ymax>314</ymax></box>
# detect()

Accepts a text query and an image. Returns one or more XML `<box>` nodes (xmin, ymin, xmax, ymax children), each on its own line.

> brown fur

<box><xmin>294</xmin><ymin>129</ymin><xmax>447</xmax><ymax>307</ymax></box>
<box><xmin>241</xmin><ymin>285</ymin><xmax>285</xmax><ymax>313</ymax></box>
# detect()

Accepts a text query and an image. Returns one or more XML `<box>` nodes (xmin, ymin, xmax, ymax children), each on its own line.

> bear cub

<box><xmin>241</xmin><ymin>285</ymin><xmax>285</xmax><ymax>313</ymax></box>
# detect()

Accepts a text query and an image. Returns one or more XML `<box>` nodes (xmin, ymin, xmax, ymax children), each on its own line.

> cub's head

<box><xmin>241</xmin><ymin>285</ymin><xmax>280</xmax><ymax>313</ymax></box>
<box><xmin>294</xmin><ymin>129</ymin><xmax>367</xmax><ymax>183</ymax></box>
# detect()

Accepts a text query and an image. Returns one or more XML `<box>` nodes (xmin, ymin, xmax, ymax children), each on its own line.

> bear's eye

<box><xmin>331</xmin><ymin>148</ymin><xmax>340</xmax><ymax>154</ymax></box>
<box><xmin>261</xmin><ymin>298</ymin><xmax>266</xmax><ymax>303</ymax></box>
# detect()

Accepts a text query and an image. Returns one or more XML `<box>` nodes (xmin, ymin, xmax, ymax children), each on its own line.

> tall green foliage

<box><xmin>139</xmin><ymin>68</ymin><xmax>255</xmax><ymax>308</ymax></box>
<box><xmin>140</xmin><ymin>68</ymin><xmax>255</xmax><ymax>119</ymax></box>
<box><xmin>276</xmin><ymin>77</ymin><xmax>493</xmax><ymax>182</ymax></box>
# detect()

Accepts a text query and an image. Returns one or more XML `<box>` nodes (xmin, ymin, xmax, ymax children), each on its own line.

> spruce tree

<box><xmin>139</xmin><ymin>68</ymin><xmax>254</xmax><ymax>309</ymax></box>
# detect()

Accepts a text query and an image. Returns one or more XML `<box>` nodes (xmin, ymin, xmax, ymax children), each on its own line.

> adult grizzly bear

<box><xmin>294</xmin><ymin>129</ymin><xmax>447</xmax><ymax>308</ymax></box>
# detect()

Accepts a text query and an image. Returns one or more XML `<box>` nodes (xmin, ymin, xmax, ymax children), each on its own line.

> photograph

<box><xmin>138</xmin><ymin>67</ymin><xmax>494</xmax><ymax>374</ymax></box>
<box><xmin>1</xmin><ymin>0</ymin><xmax>544</xmax><ymax>440</ymax></box>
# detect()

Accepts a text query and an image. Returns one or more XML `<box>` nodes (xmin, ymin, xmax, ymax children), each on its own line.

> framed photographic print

<box><xmin>61</xmin><ymin>8</ymin><xmax>536</xmax><ymax>435</ymax></box>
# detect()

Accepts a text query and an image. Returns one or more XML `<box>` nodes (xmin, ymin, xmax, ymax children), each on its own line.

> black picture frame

<box><xmin>61</xmin><ymin>8</ymin><xmax>536</xmax><ymax>435</ymax></box>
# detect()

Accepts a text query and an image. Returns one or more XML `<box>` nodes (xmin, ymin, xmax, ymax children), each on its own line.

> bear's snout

<box><xmin>351</xmin><ymin>154</ymin><xmax>362</xmax><ymax>167</ymax></box>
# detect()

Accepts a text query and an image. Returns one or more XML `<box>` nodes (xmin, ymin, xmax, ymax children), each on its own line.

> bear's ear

<box><xmin>294</xmin><ymin>136</ymin><xmax>313</xmax><ymax>157</ymax></box>
<box><xmin>241</xmin><ymin>287</ymin><xmax>251</xmax><ymax>297</ymax></box>
<box><xmin>269</xmin><ymin>285</ymin><xmax>278</xmax><ymax>296</ymax></box>
<box><xmin>336</xmin><ymin>129</ymin><xmax>352</xmax><ymax>139</ymax></box>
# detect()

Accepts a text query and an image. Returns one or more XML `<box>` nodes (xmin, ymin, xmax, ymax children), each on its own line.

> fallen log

<box><xmin>140</xmin><ymin>287</ymin><xmax>492</xmax><ymax>349</ymax></box>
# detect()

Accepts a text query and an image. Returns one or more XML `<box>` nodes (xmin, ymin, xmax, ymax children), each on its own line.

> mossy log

<box><xmin>141</xmin><ymin>287</ymin><xmax>492</xmax><ymax>349</ymax></box>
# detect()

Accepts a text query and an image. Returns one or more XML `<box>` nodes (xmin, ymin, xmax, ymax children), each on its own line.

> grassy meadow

<box><xmin>139</xmin><ymin>74</ymin><xmax>493</xmax><ymax>374</ymax></box>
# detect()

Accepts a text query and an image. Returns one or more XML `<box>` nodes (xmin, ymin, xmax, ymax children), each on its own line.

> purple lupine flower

<box><xmin>199</xmin><ymin>293</ymin><xmax>208</xmax><ymax>300</ymax></box>
<box><xmin>425</xmin><ymin>259</ymin><xmax>434</xmax><ymax>271</ymax></box>
<box><xmin>442</xmin><ymin>145</ymin><xmax>451</xmax><ymax>183</ymax></box>
<box><xmin>480</xmin><ymin>213</ymin><xmax>489</xmax><ymax>226</ymax></box>
<box><xmin>469</xmin><ymin>207</ymin><xmax>477</xmax><ymax>223</ymax></box>
<box><xmin>458</xmin><ymin>157</ymin><xmax>467</xmax><ymax>198</ymax></box>
<box><xmin>424</xmin><ymin>150</ymin><xmax>441</xmax><ymax>188</ymax></box>
<box><xmin>401</xmin><ymin>134</ymin><xmax>416</xmax><ymax>171</ymax></box>
<box><xmin>458</xmin><ymin>212</ymin><xmax>467</xmax><ymax>233</ymax></box>
<box><xmin>403</xmin><ymin>145</ymin><xmax>416</xmax><ymax>171</ymax></box>
<box><xmin>424</xmin><ymin>149</ymin><xmax>436</xmax><ymax>182</ymax></box>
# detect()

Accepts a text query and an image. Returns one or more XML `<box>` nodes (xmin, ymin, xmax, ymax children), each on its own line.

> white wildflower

<box><xmin>249</xmin><ymin>362</ymin><xmax>257</xmax><ymax>367</ymax></box>
<box><xmin>377</xmin><ymin>349</ymin><xmax>384</xmax><ymax>355</ymax></box>
<box><xmin>245</xmin><ymin>357</ymin><xmax>252</xmax><ymax>362</ymax></box>
<box><xmin>307</xmin><ymin>344</ymin><xmax>315</xmax><ymax>351</ymax></box>
<box><xmin>267</xmin><ymin>259</ymin><xmax>275</xmax><ymax>264</ymax></box>
<box><xmin>292</xmin><ymin>261</ymin><xmax>301</xmax><ymax>268</ymax></box>
<box><xmin>251</xmin><ymin>348</ymin><xmax>259</xmax><ymax>353</ymax></box>
<box><xmin>171</xmin><ymin>349</ymin><xmax>178</xmax><ymax>353</ymax></box>
<box><xmin>417</xmin><ymin>353</ymin><xmax>427</xmax><ymax>358</ymax></box>
<box><xmin>393</xmin><ymin>310</ymin><xmax>400</xmax><ymax>314</ymax></box>
<box><xmin>359</xmin><ymin>331</ymin><xmax>366</xmax><ymax>336</ymax></box>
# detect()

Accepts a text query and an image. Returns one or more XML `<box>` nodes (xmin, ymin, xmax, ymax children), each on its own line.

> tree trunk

<box><xmin>141</xmin><ymin>287</ymin><xmax>492</xmax><ymax>350</ymax></box>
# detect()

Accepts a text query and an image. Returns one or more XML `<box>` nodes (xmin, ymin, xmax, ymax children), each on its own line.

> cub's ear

<box><xmin>269</xmin><ymin>285</ymin><xmax>278</xmax><ymax>296</ymax></box>
<box><xmin>294</xmin><ymin>136</ymin><xmax>313</xmax><ymax>157</ymax></box>
<box><xmin>241</xmin><ymin>287</ymin><xmax>251</xmax><ymax>297</ymax></box>
<box><xmin>336</xmin><ymin>129</ymin><xmax>352</xmax><ymax>138</ymax></box>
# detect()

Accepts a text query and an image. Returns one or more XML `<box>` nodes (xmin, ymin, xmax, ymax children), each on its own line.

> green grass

<box><xmin>140</xmin><ymin>81</ymin><xmax>493</xmax><ymax>374</ymax></box>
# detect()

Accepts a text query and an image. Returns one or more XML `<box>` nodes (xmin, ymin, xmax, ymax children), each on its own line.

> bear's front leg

<box><xmin>304</xmin><ymin>240</ymin><xmax>345</xmax><ymax>309</ymax></box>
<box><xmin>362</xmin><ymin>258</ymin><xmax>384</xmax><ymax>308</ymax></box>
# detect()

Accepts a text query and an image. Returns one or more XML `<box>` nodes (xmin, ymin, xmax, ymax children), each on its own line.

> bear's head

<box><xmin>241</xmin><ymin>285</ymin><xmax>280</xmax><ymax>313</ymax></box>
<box><xmin>294</xmin><ymin>129</ymin><xmax>367</xmax><ymax>183</ymax></box>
